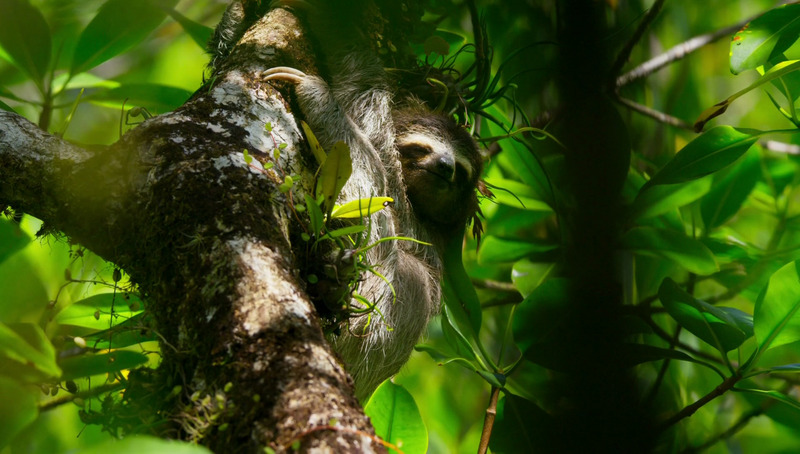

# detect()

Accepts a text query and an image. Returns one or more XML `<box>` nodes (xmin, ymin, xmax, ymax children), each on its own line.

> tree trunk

<box><xmin>0</xmin><ymin>7</ymin><xmax>383</xmax><ymax>453</ymax></box>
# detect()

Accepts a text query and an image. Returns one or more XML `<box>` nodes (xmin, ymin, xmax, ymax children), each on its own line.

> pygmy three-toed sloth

<box><xmin>210</xmin><ymin>0</ymin><xmax>483</xmax><ymax>400</ymax></box>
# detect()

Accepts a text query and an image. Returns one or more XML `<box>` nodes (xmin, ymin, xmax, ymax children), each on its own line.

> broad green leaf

<box><xmin>701</xmin><ymin>147</ymin><xmax>760</xmax><ymax>230</ymax></box>
<box><xmin>441</xmin><ymin>307</ymin><xmax>478</xmax><ymax>362</ymax></box>
<box><xmin>477</xmin><ymin>236</ymin><xmax>558</xmax><ymax>264</ymax></box>
<box><xmin>162</xmin><ymin>6</ymin><xmax>213</xmax><ymax>49</ymax></box>
<box><xmin>511</xmin><ymin>260</ymin><xmax>554</xmax><ymax>298</ymax></box>
<box><xmin>59</xmin><ymin>350</ymin><xmax>149</xmax><ymax>381</ymax></box>
<box><xmin>483</xmin><ymin>177</ymin><xmax>552</xmax><ymax>212</ymax></box>
<box><xmin>442</xmin><ymin>235</ymin><xmax>482</xmax><ymax>338</ymax></box>
<box><xmin>642</xmin><ymin>127</ymin><xmax>758</xmax><ymax>188</ymax></box>
<box><xmin>620</xmin><ymin>227</ymin><xmax>719</xmax><ymax>275</ymax></box>
<box><xmin>630</xmin><ymin>175</ymin><xmax>713</xmax><ymax>219</ymax></box>
<box><xmin>70</xmin><ymin>0</ymin><xmax>178</xmax><ymax>75</ymax></box>
<box><xmin>731</xmin><ymin>4</ymin><xmax>800</xmax><ymax>74</ymax></box>
<box><xmin>0</xmin><ymin>322</ymin><xmax>61</xmax><ymax>383</ymax></box>
<box><xmin>80</xmin><ymin>313</ymin><xmax>156</xmax><ymax>350</ymax></box>
<box><xmin>55</xmin><ymin>293</ymin><xmax>144</xmax><ymax>330</ymax></box>
<box><xmin>330</xmin><ymin>197</ymin><xmax>393</xmax><ymax>219</ymax></box>
<box><xmin>413</xmin><ymin>344</ymin><xmax>478</xmax><ymax>371</ymax></box>
<box><xmin>318</xmin><ymin>141</ymin><xmax>352</xmax><ymax>218</ymax></box>
<box><xmin>659</xmin><ymin>278</ymin><xmax>753</xmax><ymax>352</ymax></box>
<box><xmin>301</xmin><ymin>121</ymin><xmax>327</xmax><ymax>165</ymax></box>
<box><xmin>0</xmin><ymin>0</ymin><xmax>51</xmax><ymax>87</ymax></box>
<box><xmin>0</xmin><ymin>218</ymin><xmax>30</xmax><ymax>265</ymax></box>
<box><xmin>304</xmin><ymin>194</ymin><xmax>324</xmax><ymax>235</ymax></box>
<box><xmin>0</xmin><ymin>98</ymin><xmax>16</xmax><ymax>113</ymax></box>
<box><xmin>316</xmin><ymin>225</ymin><xmax>366</xmax><ymax>242</ymax></box>
<box><xmin>735</xmin><ymin>387</ymin><xmax>800</xmax><ymax>412</ymax></box>
<box><xmin>79</xmin><ymin>435</ymin><xmax>213</xmax><ymax>454</ymax></box>
<box><xmin>754</xmin><ymin>261</ymin><xmax>800</xmax><ymax>352</ymax></box>
<box><xmin>87</xmin><ymin>83</ymin><xmax>193</xmax><ymax>113</ymax></box>
<box><xmin>0</xmin><ymin>376</ymin><xmax>37</xmax><ymax>449</ymax></box>
<box><xmin>695</xmin><ymin>62</ymin><xmax>800</xmax><ymax>130</ymax></box>
<box><xmin>630</xmin><ymin>177</ymin><xmax>712</xmax><ymax>220</ymax></box>
<box><xmin>477</xmin><ymin>370</ymin><xmax>506</xmax><ymax>388</ymax></box>
<box><xmin>365</xmin><ymin>381</ymin><xmax>428</xmax><ymax>454</ymax></box>
<box><xmin>513</xmin><ymin>278</ymin><xmax>569</xmax><ymax>351</ymax></box>
<box><xmin>52</xmin><ymin>71</ymin><xmax>120</xmax><ymax>91</ymax></box>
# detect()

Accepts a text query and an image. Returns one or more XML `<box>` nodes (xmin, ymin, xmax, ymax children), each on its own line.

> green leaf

<box><xmin>413</xmin><ymin>344</ymin><xmax>478</xmax><ymax>371</ymax></box>
<box><xmin>659</xmin><ymin>278</ymin><xmax>753</xmax><ymax>352</ymax></box>
<box><xmin>483</xmin><ymin>177</ymin><xmax>552</xmax><ymax>212</ymax></box>
<box><xmin>365</xmin><ymin>381</ymin><xmax>428</xmax><ymax>454</ymax></box>
<box><xmin>87</xmin><ymin>83</ymin><xmax>193</xmax><ymax>113</ymax></box>
<box><xmin>304</xmin><ymin>194</ymin><xmax>324</xmax><ymax>236</ymax></box>
<box><xmin>0</xmin><ymin>376</ymin><xmax>37</xmax><ymax>450</ymax></box>
<box><xmin>0</xmin><ymin>0</ymin><xmax>51</xmax><ymax>87</ymax></box>
<box><xmin>734</xmin><ymin>387</ymin><xmax>800</xmax><ymax>412</ymax></box>
<box><xmin>511</xmin><ymin>260</ymin><xmax>554</xmax><ymax>298</ymax></box>
<box><xmin>78</xmin><ymin>435</ymin><xmax>213</xmax><ymax>454</ymax></box>
<box><xmin>0</xmin><ymin>218</ymin><xmax>30</xmax><ymax>265</ymax></box>
<box><xmin>477</xmin><ymin>370</ymin><xmax>506</xmax><ymax>388</ymax></box>
<box><xmin>317</xmin><ymin>141</ymin><xmax>352</xmax><ymax>218</ymax></box>
<box><xmin>441</xmin><ymin>307</ymin><xmax>478</xmax><ymax>362</ymax></box>
<box><xmin>330</xmin><ymin>197</ymin><xmax>394</xmax><ymax>219</ymax></box>
<box><xmin>695</xmin><ymin>62</ymin><xmax>800</xmax><ymax>130</ymax></box>
<box><xmin>70</xmin><ymin>0</ymin><xmax>177</xmax><ymax>75</ymax></box>
<box><xmin>700</xmin><ymin>147</ymin><xmax>760</xmax><ymax>229</ymax></box>
<box><xmin>630</xmin><ymin>177</ymin><xmax>712</xmax><ymax>220</ymax></box>
<box><xmin>301</xmin><ymin>121</ymin><xmax>327</xmax><ymax>165</ymax></box>
<box><xmin>642</xmin><ymin>126</ymin><xmax>758</xmax><ymax>189</ymax></box>
<box><xmin>441</xmin><ymin>235</ymin><xmax>482</xmax><ymax>338</ymax></box>
<box><xmin>55</xmin><ymin>293</ymin><xmax>144</xmax><ymax>330</ymax></box>
<box><xmin>58</xmin><ymin>350</ymin><xmax>149</xmax><ymax>381</ymax></box>
<box><xmin>512</xmin><ymin>278</ymin><xmax>568</xmax><ymax>351</ymax></box>
<box><xmin>0</xmin><ymin>322</ymin><xmax>61</xmax><ymax>383</ymax></box>
<box><xmin>161</xmin><ymin>6</ymin><xmax>213</xmax><ymax>49</ymax></box>
<box><xmin>490</xmin><ymin>395</ymin><xmax>548</xmax><ymax>453</ymax></box>
<box><xmin>754</xmin><ymin>261</ymin><xmax>800</xmax><ymax>352</ymax></box>
<box><xmin>477</xmin><ymin>236</ymin><xmax>558</xmax><ymax>264</ymax></box>
<box><xmin>80</xmin><ymin>313</ymin><xmax>156</xmax><ymax>350</ymax></box>
<box><xmin>731</xmin><ymin>4</ymin><xmax>800</xmax><ymax>74</ymax></box>
<box><xmin>620</xmin><ymin>227</ymin><xmax>719</xmax><ymax>275</ymax></box>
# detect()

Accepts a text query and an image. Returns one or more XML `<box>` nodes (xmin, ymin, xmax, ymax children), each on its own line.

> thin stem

<box><xmin>609</xmin><ymin>0</ymin><xmax>666</xmax><ymax>84</ymax></box>
<box><xmin>658</xmin><ymin>374</ymin><xmax>741</xmax><ymax>430</ymax></box>
<box><xmin>477</xmin><ymin>386</ymin><xmax>501</xmax><ymax>454</ymax></box>
<box><xmin>615</xmin><ymin>95</ymin><xmax>692</xmax><ymax>129</ymax></box>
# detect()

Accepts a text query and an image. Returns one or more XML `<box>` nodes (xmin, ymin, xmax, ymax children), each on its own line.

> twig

<box><xmin>658</xmin><ymin>374</ymin><xmax>741</xmax><ymax>430</ymax></box>
<box><xmin>609</xmin><ymin>0</ymin><xmax>666</xmax><ymax>83</ymax></box>
<box><xmin>472</xmin><ymin>279</ymin><xmax>519</xmax><ymax>293</ymax></box>
<box><xmin>478</xmin><ymin>386</ymin><xmax>501</xmax><ymax>454</ymax></box>
<box><xmin>615</xmin><ymin>95</ymin><xmax>692</xmax><ymax>130</ymax></box>
<box><xmin>38</xmin><ymin>382</ymin><xmax>125</xmax><ymax>412</ymax></box>
<box><xmin>616</xmin><ymin>17</ymin><xmax>750</xmax><ymax>88</ymax></box>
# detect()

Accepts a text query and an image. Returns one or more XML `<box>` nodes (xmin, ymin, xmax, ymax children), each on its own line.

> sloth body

<box><xmin>212</xmin><ymin>1</ymin><xmax>481</xmax><ymax>399</ymax></box>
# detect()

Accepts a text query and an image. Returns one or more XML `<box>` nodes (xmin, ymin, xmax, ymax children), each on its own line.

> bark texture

<box><xmin>0</xmin><ymin>8</ymin><xmax>383</xmax><ymax>453</ymax></box>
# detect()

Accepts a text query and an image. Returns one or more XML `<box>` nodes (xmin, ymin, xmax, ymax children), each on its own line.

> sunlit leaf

<box><xmin>642</xmin><ymin>127</ymin><xmax>758</xmax><ymax>188</ymax></box>
<box><xmin>441</xmin><ymin>308</ymin><xmax>478</xmax><ymax>362</ymax></box>
<box><xmin>365</xmin><ymin>381</ymin><xmax>428</xmax><ymax>454</ymax></box>
<box><xmin>161</xmin><ymin>6</ymin><xmax>213</xmax><ymax>49</ymax></box>
<box><xmin>0</xmin><ymin>376</ymin><xmax>37</xmax><ymax>450</ymax></box>
<box><xmin>301</xmin><ymin>121</ymin><xmax>327</xmax><ymax>165</ymax></box>
<box><xmin>701</xmin><ymin>147</ymin><xmax>760</xmax><ymax>229</ymax></box>
<box><xmin>630</xmin><ymin>177</ymin><xmax>712</xmax><ymax>220</ymax></box>
<box><xmin>80</xmin><ymin>313</ymin><xmax>156</xmax><ymax>350</ymax></box>
<box><xmin>483</xmin><ymin>177</ymin><xmax>552</xmax><ymax>212</ymax></box>
<box><xmin>58</xmin><ymin>350</ymin><xmax>149</xmax><ymax>381</ymax></box>
<box><xmin>330</xmin><ymin>197</ymin><xmax>393</xmax><ymax>219</ymax></box>
<box><xmin>731</xmin><ymin>4</ymin><xmax>800</xmax><ymax>74</ymax></box>
<box><xmin>0</xmin><ymin>219</ymin><xmax>30</xmax><ymax>265</ymax></box>
<box><xmin>0</xmin><ymin>322</ymin><xmax>61</xmax><ymax>383</ymax></box>
<box><xmin>754</xmin><ymin>261</ymin><xmax>800</xmax><ymax>352</ymax></box>
<box><xmin>55</xmin><ymin>293</ymin><xmax>144</xmax><ymax>330</ymax></box>
<box><xmin>86</xmin><ymin>83</ymin><xmax>193</xmax><ymax>113</ymax></box>
<box><xmin>477</xmin><ymin>236</ymin><xmax>558</xmax><ymax>264</ymax></box>
<box><xmin>318</xmin><ymin>141</ymin><xmax>352</xmax><ymax>218</ymax></box>
<box><xmin>0</xmin><ymin>0</ymin><xmax>51</xmax><ymax>87</ymax></box>
<box><xmin>71</xmin><ymin>0</ymin><xmax>178</xmax><ymax>74</ymax></box>
<box><xmin>659</xmin><ymin>278</ymin><xmax>753</xmax><ymax>352</ymax></box>
<box><xmin>620</xmin><ymin>227</ymin><xmax>719</xmax><ymax>275</ymax></box>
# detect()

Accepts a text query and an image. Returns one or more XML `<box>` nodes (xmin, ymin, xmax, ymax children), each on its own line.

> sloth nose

<box><xmin>431</xmin><ymin>154</ymin><xmax>455</xmax><ymax>181</ymax></box>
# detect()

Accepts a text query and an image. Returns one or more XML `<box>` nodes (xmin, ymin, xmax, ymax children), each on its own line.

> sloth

<box><xmin>210</xmin><ymin>0</ymin><xmax>483</xmax><ymax>399</ymax></box>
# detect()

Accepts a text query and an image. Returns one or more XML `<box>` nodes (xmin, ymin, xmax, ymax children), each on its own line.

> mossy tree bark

<box><xmin>0</xmin><ymin>7</ymin><xmax>387</xmax><ymax>453</ymax></box>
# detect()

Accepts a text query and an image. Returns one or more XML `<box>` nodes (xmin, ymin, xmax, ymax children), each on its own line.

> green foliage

<box><xmin>365</xmin><ymin>381</ymin><xmax>428</xmax><ymax>454</ymax></box>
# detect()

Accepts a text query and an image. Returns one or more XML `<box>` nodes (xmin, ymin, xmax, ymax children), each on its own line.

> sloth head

<box><xmin>393</xmin><ymin>105</ymin><xmax>483</xmax><ymax>235</ymax></box>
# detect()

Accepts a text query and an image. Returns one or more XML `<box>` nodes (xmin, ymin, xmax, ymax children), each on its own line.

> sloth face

<box><xmin>395</xmin><ymin>112</ymin><xmax>482</xmax><ymax>231</ymax></box>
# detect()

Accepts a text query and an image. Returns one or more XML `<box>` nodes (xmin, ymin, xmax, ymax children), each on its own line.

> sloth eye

<box><xmin>400</xmin><ymin>144</ymin><xmax>432</xmax><ymax>158</ymax></box>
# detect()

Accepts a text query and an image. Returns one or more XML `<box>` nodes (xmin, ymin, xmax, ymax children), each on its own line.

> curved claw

<box><xmin>263</xmin><ymin>66</ymin><xmax>307</xmax><ymax>84</ymax></box>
